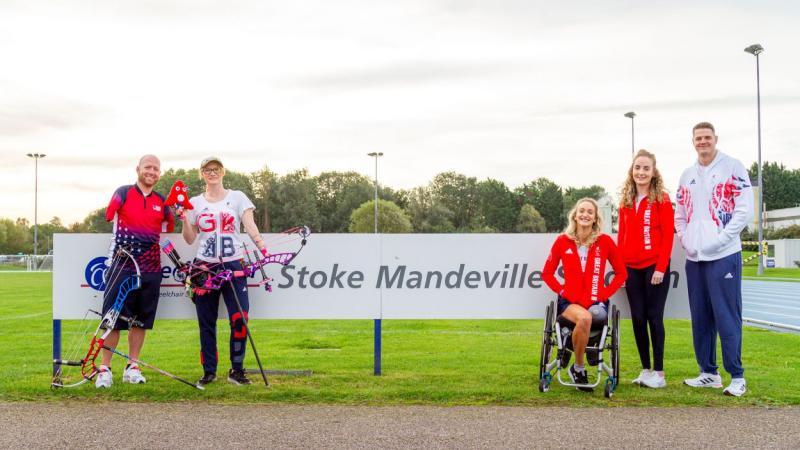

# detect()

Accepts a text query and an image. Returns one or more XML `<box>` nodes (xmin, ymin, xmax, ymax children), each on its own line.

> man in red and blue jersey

<box><xmin>95</xmin><ymin>154</ymin><xmax>175</xmax><ymax>388</ymax></box>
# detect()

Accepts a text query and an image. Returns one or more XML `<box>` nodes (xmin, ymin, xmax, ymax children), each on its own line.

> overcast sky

<box><xmin>2</xmin><ymin>0</ymin><xmax>798</xmax><ymax>225</ymax></box>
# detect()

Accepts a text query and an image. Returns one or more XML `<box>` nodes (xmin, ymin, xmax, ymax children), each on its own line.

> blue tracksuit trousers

<box><xmin>685</xmin><ymin>252</ymin><xmax>744</xmax><ymax>378</ymax></box>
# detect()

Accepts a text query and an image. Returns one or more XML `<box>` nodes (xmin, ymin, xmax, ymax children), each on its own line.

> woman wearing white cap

<box><xmin>181</xmin><ymin>156</ymin><xmax>267</xmax><ymax>386</ymax></box>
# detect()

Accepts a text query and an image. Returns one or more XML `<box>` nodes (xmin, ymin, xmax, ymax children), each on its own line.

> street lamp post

<box><xmin>367</xmin><ymin>152</ymin><xmax>384</xmax><ymax>233</ymax></box>
<box><xmin>745</xmin><ymin>43</ymin><xmax>765</xmax><ymax>276</ymax></box>
<box><xmin>366</xmin><ymin>151</ymin><xmax>383</xmax><ymax>376</ymax></box>
<box><xmin>624</xmin><ymin>111</ymin><xmax>636</xmax><ymax>158</ymax></box>
<box><xmin>26</xmin><ymin>153</ymin><xmax>46</xmax><ymax>267</ymax></box>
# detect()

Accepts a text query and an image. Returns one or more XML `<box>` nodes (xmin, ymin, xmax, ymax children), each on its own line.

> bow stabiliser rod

<box><xmin>104</xmin><ymin>344</ymin><xmax>204</xmax><ymax>390</ymax></box>
<box><xmin>220</xmin><ymin>255</ymin><xmax>270</xmax><ymax>388</ymax></box>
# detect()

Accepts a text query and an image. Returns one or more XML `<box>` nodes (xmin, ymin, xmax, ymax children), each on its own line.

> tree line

<box><xmin>3</xmin><ymin>161</ymin><xmax>798</xmax><ymax>255</ymax></box>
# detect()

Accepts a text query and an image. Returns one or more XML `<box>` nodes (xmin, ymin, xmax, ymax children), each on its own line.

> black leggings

<box><xmin>625</xmin><ymin>264</ymin><xmax>670</xmax><ymax>371</ymax></box>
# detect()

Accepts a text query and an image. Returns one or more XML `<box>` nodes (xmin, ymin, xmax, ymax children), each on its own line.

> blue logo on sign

<box><xmin>85</xmin><ymin>256</ymin><xmax>108</xmax><ymax>291</ymax></box>
<box><xmin>173</xmin><ymin>268</ymin><xmax>187</xmax><ymax>283</ymax></box>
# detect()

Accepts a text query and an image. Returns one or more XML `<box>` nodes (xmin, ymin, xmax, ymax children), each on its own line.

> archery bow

<box><xmin>158</xmin><ymin>226</ymin><xmax>311</xmax><ymax>388</ymax></box>
<box><xmin>52</xmin><ymin>247</ymin><xmax>140</xmax><ymax>388</ymax></box>
<box><xmin>161</xmin><ymin>225</ymin><xmax>310</xmax><ymax>297</ymax></box>
<box><xmin>52</xmin><ymin>246</ymin><xmax>203</xmax><ymax>390</ymax></box>
<box><xmin>243</xmin><ymin>225</ymin><xmax>310</xmax><ymax>292</ymax></box>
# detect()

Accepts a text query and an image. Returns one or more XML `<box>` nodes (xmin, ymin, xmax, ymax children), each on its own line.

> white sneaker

<box><xmin>723</xmin><ymin>378</ymin><xmax>747</xmax><ymax>397</ymax></box>
<box><xmin>95</xmin><ymin>367</ymin><xmax>113</xmax><ymax>389</ymax></box>
<box><xmin>632</xmin><ymin>369</ymin><xmax>651</xmax><ymax>385</ymax></box>
<box><xmin>640</xmin><ymin>372</ymin><xmax>667</xmax><ymax>389</ymax></box>
<box><xmin>684</xmin><ymin>372</ymin><xmax>723</xmax><ymax>388</ymax></box>
<box><xmin>123</xmin><ymin>365</ymin><xmax>146</xmax><ymax>384</ymax></box>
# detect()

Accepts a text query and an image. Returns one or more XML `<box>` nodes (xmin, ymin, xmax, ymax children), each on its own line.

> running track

<box><xmin>743</xmin><ymin>280</ymin><xmax>800</xmax><ymax>331</ymax></box>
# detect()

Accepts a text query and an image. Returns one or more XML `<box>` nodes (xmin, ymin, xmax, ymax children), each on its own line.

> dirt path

<box><xmin>2</xmin><ymin>403</ymin><xmax>797</xmax><ymax>449</ymax></box>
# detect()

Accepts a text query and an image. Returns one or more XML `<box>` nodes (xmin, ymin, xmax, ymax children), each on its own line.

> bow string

<box><xmin>52</xmin><ymin>246</ymin><xmax>141</xmax><ymax>388</ymax></box>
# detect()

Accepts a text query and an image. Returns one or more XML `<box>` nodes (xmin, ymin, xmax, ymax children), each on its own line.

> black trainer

<box><xmin>227</xmin><ymin>368</ymin><xmax>252</xmax><ymax>385</ymax></box>
<box><xmin>198</xmin><ymin>372</ymin><xmax>216</xmax><ymax>386</ymax></box>
<box><xmin>568</xmin><ymin>364</ymin><xmax>593</xmax><ymax>392</ymax></box>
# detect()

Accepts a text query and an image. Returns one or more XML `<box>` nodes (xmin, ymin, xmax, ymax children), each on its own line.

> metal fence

<box><xmin>0</xmin><ymin>254</ymin><xmax>53</xmax><ymax>271</ymax></box>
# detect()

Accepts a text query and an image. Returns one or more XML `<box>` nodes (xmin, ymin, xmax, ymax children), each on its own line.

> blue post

<box><xmin>53</xmin><ymin>319</ymin><xmax>61</xmax><ymax>376</ymax></box>
<box><xmin>373</xmin><ymin>318</ymin><xmax>382</xmax><ymax>375</ymax></box>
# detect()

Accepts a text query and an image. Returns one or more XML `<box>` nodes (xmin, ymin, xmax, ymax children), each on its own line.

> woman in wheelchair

<box><xmin>541</xmin><ymin>198</ymin><xmax>627</xmax><ymax>393</ymax></box>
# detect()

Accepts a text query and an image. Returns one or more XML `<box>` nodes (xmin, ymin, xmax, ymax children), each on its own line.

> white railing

<box><xmin>743</xmin><ymin>317</ymin><xmax>800</xmax><ymax>333</ymax></box>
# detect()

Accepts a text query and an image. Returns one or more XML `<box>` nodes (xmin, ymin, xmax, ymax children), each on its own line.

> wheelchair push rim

<box><xmin>604</xmin><ymin>304</ymin><xmax>621</xmax><ymax>398</ymax></box>
<box><xmin>538</xmin><ymin>301</ymin><xmax>554</xmax><ymax>378</ymax></box>
<box><xmin>538</xmin><ymin>300</ymin><xmax>555</xmax><ymax>390</ymax></box>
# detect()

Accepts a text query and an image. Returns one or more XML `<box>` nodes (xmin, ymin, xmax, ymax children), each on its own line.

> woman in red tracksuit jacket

<box><xmin>617</xmin><ymin>149</ymin><xmax>674</xmax><ymax>389</ymax></box>
<box><xmin>542</xmin><ymin>197</ymin><xmax>627</xmax><ymax>390</ymax></box>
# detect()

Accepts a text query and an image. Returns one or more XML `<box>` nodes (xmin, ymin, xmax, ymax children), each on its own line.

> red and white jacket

<box><xmin>617</xmin><ymin>192</ymin><xmax>674</xmax><ymax>272</ymax></box>
<box><xmin>542</xmin><ymin>233</ymin><xmax>627</xmax><ymax>309</ymax></box>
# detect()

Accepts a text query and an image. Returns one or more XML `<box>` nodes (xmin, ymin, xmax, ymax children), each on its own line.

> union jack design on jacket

<box><xmin>676</xmin><ymin>185</ymin><xmax>693</xmax><ymax>223</ymax></box>
<box><xmin>674</xmin><ymin>151</ymin><xmax>753</xmax><ymax>262</ymax></box>
<box><xmin>710</xmin><ymin>175</ymin><xmax>749</xmax><ymax>227</ymax></box>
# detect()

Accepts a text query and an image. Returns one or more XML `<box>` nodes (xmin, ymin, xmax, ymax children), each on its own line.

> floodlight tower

<box><xmin>26</xmin><ymin>153</ymin><xmax>46</xmax><ymax>265</ymax></box>
<box><xmin>624</xmin><ymin>112</ymin><xmax>636</xmax><ymax>158</ymax></box>
<box><xmin>744</xmin><ymin>43</ymin><xmax>765</xmax><ymax>275</ymax></box>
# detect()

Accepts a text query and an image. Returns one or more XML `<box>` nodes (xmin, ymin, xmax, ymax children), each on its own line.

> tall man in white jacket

<box><xmin>675</xmin><ymin>122</ymin><xmax>754</xmax><ymax>397</ymax></box>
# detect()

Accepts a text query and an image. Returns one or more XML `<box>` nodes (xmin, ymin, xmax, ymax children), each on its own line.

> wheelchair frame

<box><xmin>538</xmin><ymin>299</ymin><xmax>620</xmax><ymax>398</ymax></box>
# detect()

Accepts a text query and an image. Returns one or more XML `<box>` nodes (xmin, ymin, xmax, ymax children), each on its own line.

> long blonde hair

<box><xmin>619</xmin><ymin>149</ymin><xmax>666</xmax><ymax>209</ymax></box>
<box><xmin>564</xmin><ymin>197</ymin><xmax>603</xmax><ymax>247</ymax></box>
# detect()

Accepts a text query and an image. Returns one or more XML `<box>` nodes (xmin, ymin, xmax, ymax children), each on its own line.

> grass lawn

<box><xmin>1</xmin><ymin>272</ymin><xmax>798</xmax><ymax>406</ymax></box>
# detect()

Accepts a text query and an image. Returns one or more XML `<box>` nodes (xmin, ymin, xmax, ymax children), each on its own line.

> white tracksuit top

<box><xmin>674</xmin><ymin>151</ymin><xmax>754</xmax><ymax>262</ymax></box>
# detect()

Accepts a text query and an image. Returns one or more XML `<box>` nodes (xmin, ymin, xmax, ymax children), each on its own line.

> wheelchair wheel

<box><xmin>603</xmin><ymin>305</ymin><xmax>620</xmax><ymax>399</ymax></box>
<box><xmin>539</xmin><ymin>377</ymin><xmax>550</xmax><ymax>393</ymax></box>
<box><xmin>604</xmin><ymin>379</ymin><xmax>614</xmax><ymax>398</ymax></box>
<box><xmin>538</xmin><ymin>300</ymin><xmax>555</xmax><ymax>384</ymax></box>
<box><xmin>611</xmin><ymin>304</ymin><xmax>620</xmax><ymax>381</ymax></box>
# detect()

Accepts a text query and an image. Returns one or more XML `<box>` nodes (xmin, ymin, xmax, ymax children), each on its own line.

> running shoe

<box><xmin>684</xmin><ymin>372</ymin><xmax>723</xmax><ymax>388</ymax></box>
<box><xmin>95</xmin><ymin>367</ymin><xmax>112</xmax><ymax>389</ymax></box>
<box><xmin>640</xmin><ymin>372</ymin><xmax>666</xmax><ymax>389</ymax></box>
<box><xmin>122</xmin><ymin>365</ymin><xmax>146</xmax><ymax>384</ymax></box>
<box><xmin>568</xmin><ymin>365</ymin><xmax>593</xmax><ymax>392</ymax></box>
<box><xmin>198</xmin><ymin>372</ymin><xmax>217</xmax><ymax>386</ymax></box>
<box><xmin>723</xmin><ymin>378</ymin><xmax>747</xmax><ymax>397</ymax></box>
<box><xmin>227</xmin><ymin>368</ymin><xmax>252</xmax><ymax>385</ymax></box>
<box><xmin>632</xmin><ymin>369</ymin><xmax>651</xmax><ymax>386</ymax></box>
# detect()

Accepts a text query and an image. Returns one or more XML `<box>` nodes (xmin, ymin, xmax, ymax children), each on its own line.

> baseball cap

<box><xmin>200</xmin><ymin>156</ymin><xmax>224</xmax><ymax>168</ymax></box>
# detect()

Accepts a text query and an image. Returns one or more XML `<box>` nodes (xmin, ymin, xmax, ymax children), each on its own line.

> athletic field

<box><xmin>1</xmin><ymin>272</ymin><xmax>798</xmax><ymax>406</ymax></box>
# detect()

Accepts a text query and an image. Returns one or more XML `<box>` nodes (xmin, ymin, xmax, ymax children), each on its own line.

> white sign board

<box><xmin>53</xmin><ymin>233</ymin><xmax>690</xmax><ymax>320</ymax></box>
